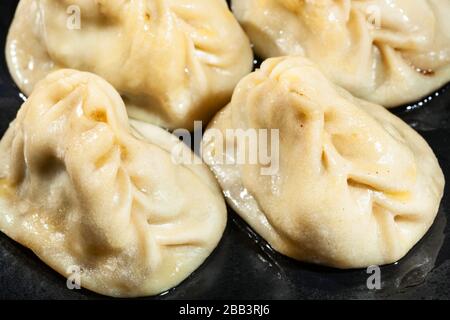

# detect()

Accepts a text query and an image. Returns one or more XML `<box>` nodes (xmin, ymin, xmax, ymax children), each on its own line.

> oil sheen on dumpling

<box><xmin>6</xmin><ymin>0</ymin><xmax>253</xmax><ymax>130</ymax></box>
<box><xmin>202</xmin><ymin>57</ymin><xmax>444</xmax><ymax>268</ymax></box>
<box><xmin>231</xmin><ymin>0</ymin><xmax>450</xmax><ymax>107</ymax></box>
<box><xmin>0</xmin><ymin>69</ymin><xmax>227</xmax><ymax>297</ymax></box>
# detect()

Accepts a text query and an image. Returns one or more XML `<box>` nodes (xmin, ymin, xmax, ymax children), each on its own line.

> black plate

<box><xmin>0</xmin><ymin>0</ymin><xmax>449</xmax><ymax>300</ymax></box>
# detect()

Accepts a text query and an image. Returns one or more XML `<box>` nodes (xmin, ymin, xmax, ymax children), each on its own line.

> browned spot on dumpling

<box><xmin>119</xmin><ymin>145</ymin><xmax>128</xmax><ymax>161</ymax></box>
<box><xmin>95</xmin><ymin>146</ymin><xmax>116</xmax><ymax>169</ymax></box>
<box><xmin>0</xmin><ymin>178</ymin><xmax>14</xmax><ymax>199</ymax></box>
<box><xmin>89</xmin><ymin>109</ymin><xmax>108</xmax><ymax>123</ymax></box>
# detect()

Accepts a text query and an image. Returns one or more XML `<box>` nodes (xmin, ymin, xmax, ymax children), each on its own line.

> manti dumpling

<box><xmin>6</xmin><ymin>0</ymin><xmax>253</xmax><ymax>130</ymax></box>
<box><xmin>231</xmin><ymin>0</ymin><xmax>450</xmax><ymax>107</ymax></box>
<box><xmin>202</xmin><ymin>57</ymin><xmax>445</xmax><ymax>268</ymax></box>
<box><xmin>0</xmin><ymin>69</ymin><xmax>227</xmax><ymax>297</ymax></box>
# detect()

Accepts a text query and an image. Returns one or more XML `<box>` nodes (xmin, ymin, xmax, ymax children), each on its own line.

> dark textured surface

<box><xmin>0</xmin><ymin>0</ymin><xmax>449</xmax><ymax>300</ymax></box>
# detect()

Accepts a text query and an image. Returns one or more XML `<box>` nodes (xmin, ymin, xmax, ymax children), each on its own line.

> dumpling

<box><xmin>0</xmin><ymin>69</ymin><xmax>227</xmax><ymax>297</ymax></box>
<box><xmin>231</xmin><ymin>0</ymin><xmax>450</xmax><ymax>107</ymax></box>
<box><xmin>202</xmin><ymin>56</ymin><xmax>444</xmax><ymax>268</ymax></box>
<box><xmin>6</xmin><ymin>0</ymin><xmax>253</xmax><ymax>130</ymax></box>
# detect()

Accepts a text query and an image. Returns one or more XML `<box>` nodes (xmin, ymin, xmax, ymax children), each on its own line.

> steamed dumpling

<box><xmin>202</xmin><ymin>57</ymin><xmax>444</xmax><ymax>268</ymax></box>
<box><xmin>6</xmin><ymin>0</ymin><xmax>253</xmax><ymax>130</ymax></box>
<box><xmin>232</xmin><ymin>0</ymin><xmax>450</xmax><ymax>107</ymax></box>
<box><xmin>0</xmin><ymin>69</ymin><xmax>227</xmax><ymax>297</ymax></box>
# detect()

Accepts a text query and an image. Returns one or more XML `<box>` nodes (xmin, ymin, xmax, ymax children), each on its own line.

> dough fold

<box><xmin>203</xmin><ymin>57</ymin><xmax>444</xmax><ymax>268</ymax></box>
<box><xmin>6</xmin><ymin>0</ymin><xmax>253</xmax><ymax>130</ymax></box>
<box><xmin>0</xmin><ymin>69</ymin><xmax>227</xmax><ymax>297</ymax></box>
<box><xmin>232</xmin><ymin>0</ymin><xmax>450</xmax><ymax>107</ymax></box>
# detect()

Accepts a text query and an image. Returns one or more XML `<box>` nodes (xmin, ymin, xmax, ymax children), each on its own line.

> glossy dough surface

<box><xmin>0</xmin><ymin>69</ymin><xmax>227</xmax><ymax>297</ymax></box>
<box><xmin>6</xmin><ymin>0</ymin><xmax>253</xmax><ymax>130</ymax></box>
<box><xmin>232</xmin><ymin>0</ymin><xmax>450</xmax><ymax>107</ymax></box>
<box><xmin>203</xmin><ymin>57</ymin><xmax>444</xmax><ymax>268</ymax></box>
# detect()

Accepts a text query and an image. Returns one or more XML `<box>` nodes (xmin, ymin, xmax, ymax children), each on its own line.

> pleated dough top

<box><xmin>0</xmin><ymin>69</ymin><xmax>227</xmax><ymax>297</ymax></box>
<box><xmin>203</xmin><ymin>56</ymin><xmax>445</xmax><ymax>268</ymax></box>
